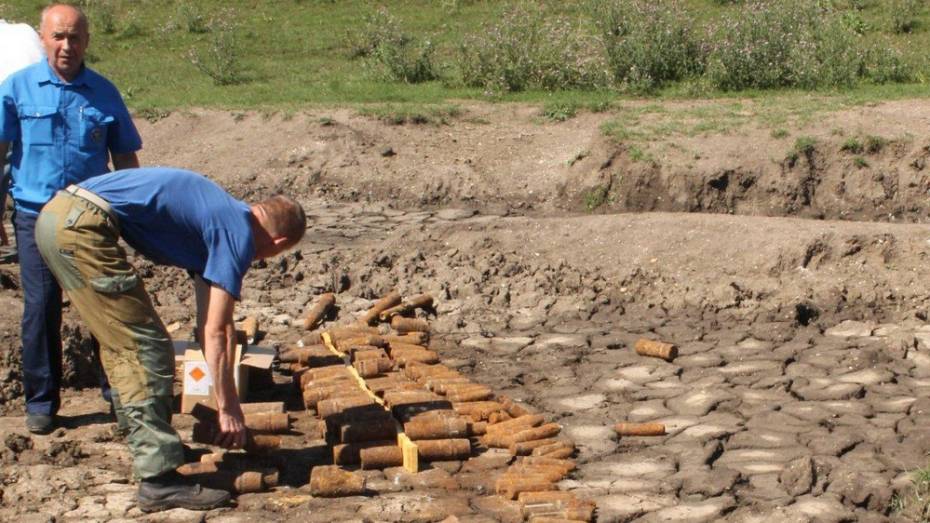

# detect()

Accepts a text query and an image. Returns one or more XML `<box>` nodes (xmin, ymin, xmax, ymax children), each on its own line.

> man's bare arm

<box><xmin>194</xmin><ymin>277</ymin><xmax>247</xmax><ymax>449</ymax></box>
<box><xmin>111</xmin><ymin>151</ymin><xmax>139</xmax><ymax>171</ymax></box>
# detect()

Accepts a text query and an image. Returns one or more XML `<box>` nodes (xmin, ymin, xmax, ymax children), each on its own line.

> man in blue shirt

<box><xmin>0</xmin><ymin>4</ymin><xmax>141</xmax><ymax>434</ymax></box>
<box><xmin>35</xmin><ymin>167</ymin><xmax>307</xmax><ymax>511</ymax></box>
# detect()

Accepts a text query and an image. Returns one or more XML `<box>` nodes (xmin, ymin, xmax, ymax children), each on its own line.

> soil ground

<box><xmin>2</xmin><ymin>101</ymin><xmax>930</xmax><ymax>522</ymax></box>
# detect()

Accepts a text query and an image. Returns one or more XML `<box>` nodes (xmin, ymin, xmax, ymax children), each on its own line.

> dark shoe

<box><xmin>25</xmin><ymin>413</ymin><xmax>55</xmax><ymax>435</ymax></box>
<box><xmin>137</xmin><ymin>471</ymin><xmax>230</xmax><ymax>513</ymax></box>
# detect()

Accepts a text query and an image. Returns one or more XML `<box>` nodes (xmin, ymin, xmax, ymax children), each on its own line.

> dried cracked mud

<box><xmin>2</xmin><ymin>102</ymin><xmax>930</xmax><ymax>522</ymax></box>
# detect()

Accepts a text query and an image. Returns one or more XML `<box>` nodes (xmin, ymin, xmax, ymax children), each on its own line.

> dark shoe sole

<box><xmin>25</xmin><ymin>416</ymin><xmax>55</xmax><ymax>435</ymax></box>
<box><xmin>137</xmin><ymin>495</ymin><xmax>230</xmax><ymax>513</ymax></box>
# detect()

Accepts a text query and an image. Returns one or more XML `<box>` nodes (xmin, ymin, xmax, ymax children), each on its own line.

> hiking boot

<box><xmin>137</xmin><ymin>470</ymin><xmax>230</xmax><ymax>513</ymax></box>
<box><xmin>25</xmin><ymin>413</ymin><xmax>55</xmax><ymax>435</ymax></box>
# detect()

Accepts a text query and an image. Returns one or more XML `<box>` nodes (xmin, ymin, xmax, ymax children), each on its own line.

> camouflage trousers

<box><xmin>35</xmin><ymin>187</ymin><xmax>184</xmax><ymax>479</ymax></box>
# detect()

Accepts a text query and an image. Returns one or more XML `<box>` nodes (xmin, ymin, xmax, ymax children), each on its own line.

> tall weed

<box><xmin>458</xmin><ymin>3</ymin><xmax>606</xmax><ymax>93</ymax></box>
<box><xmin>346</xmin><ymin>8</ymin><xmax>438</xmax><ymax>83</ymax></box>
<box><xmin>706</xmin><ymin>1</ymin><xmax>865</xmax><ymax>90</ymax></box>
<box><xmin>589</xmin><ymin>0</ymin><xmax>704</xmax><ymax>93</ymax></box>
<box><xmin>188</xmin><ymin>12</ymin><xmax>247</xmax><ymax>86</ymax></box>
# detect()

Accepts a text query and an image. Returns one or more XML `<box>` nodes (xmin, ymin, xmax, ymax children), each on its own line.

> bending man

<box><xmin>35</xmin><ymin>167</ymin><xmax>306</xmax><ymax>512</ymax></box>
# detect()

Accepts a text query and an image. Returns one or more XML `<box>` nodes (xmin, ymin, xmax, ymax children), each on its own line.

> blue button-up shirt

<box><xmin>0</xmin><ymin>60</ymin><xmax>141</xmax><ymax>214</ymax></box>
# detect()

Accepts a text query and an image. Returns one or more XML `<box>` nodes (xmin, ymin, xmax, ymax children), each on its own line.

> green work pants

<box><xmin>35</xmin><ymin>190</ymin><xmax>184</xmax><ymax>479</ymax></box>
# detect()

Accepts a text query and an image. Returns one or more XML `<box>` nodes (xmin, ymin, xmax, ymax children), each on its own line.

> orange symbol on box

<box><xmin>189</xmin><ymin>367</ymin><xmax>206</xmax><ymax>381</ymax></box>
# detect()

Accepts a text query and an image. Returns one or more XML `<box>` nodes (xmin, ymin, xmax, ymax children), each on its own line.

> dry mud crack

<box><xmin>2</xmin><ymin>104</ymin><xmax>930</xmax><ymax>522</ymax></box>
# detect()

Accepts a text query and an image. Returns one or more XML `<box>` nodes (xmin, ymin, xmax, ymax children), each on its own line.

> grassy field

<box><xmin>1</xmin><ymin>0</ymin><xmax>929</xmax><ymax>114</ymax></box>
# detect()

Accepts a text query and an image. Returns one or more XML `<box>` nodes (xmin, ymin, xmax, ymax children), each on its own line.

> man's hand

<box><xmin>215</xmin><ymin>403</ymin><xmax>248</xmax><ymax>449</ymax></box>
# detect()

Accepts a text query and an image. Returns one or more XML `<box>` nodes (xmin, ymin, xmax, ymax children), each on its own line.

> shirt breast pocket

<box><xmin>18</xmin><ymin>105</ymin><xmax>56</xmax><ymax>146</ymax></box>
<box><xmin>80</xmin><ymin>107</ymin><xmax>115</xmax><ymax>151</ymax></box>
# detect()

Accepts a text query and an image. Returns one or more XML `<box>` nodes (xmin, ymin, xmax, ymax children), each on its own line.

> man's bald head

<box><xmin>40</xmin><ymin>4</ymin><xmax>89</xmax><ymax>82</ymax></box>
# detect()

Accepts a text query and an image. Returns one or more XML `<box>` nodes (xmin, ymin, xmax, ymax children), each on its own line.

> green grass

<box><xmin>2</xmin><ymin>0</ymin><xmax>930</xmax><ymax>111</ymax></box>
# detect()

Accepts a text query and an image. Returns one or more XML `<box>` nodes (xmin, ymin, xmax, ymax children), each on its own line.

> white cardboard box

<box><xmin>174</xmin><ymin>341</ymin><xmax>275</xmax><ymax>413</ymax></box>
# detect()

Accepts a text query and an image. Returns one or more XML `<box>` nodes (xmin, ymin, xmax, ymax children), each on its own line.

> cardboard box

<box><xmin>175</xmin><ymin>340</ymin><xmax>275</xmax><ymax>414</ymax></box>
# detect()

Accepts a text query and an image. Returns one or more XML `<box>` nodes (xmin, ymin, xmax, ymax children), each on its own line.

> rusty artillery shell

<box><xmin>415</xmin><ymin>438</ymin><xmax>472</xmax><ymax>461</ymax></box>
<box><xmin>382</xmin><ymin>332</ymin><xmax>429</xmax><ymax>346</ymax></box>
<box><xmin>614</xmin><ymin>422</ymin><xmax>666</xmax><ymax>436</ymax></box>
<box><xmin>446</xmin><ymin>385</ymin><xmax>494</xmax><ymax>403</ymax></box>
<box><xmin>208</xmin><ymin>470</ymin><xmax>265</xmax><ymax>493</ymax></box>
<box><xmin>404</xmin><ymin>416</ymin><xmax>469</xmax><ymax>440</ymax></box>
<box><xmin>634</xmin><ymin>338</ymin><xmax>678</xmax><ymax>362</ymax></box>
<box><xmin>303</xmin><ymin>293</ymin><xmax>336</xmax><ymax>331</ymax></box>
<box><xmin>337</xmin><ymin>335</ymin><xmax>387</xmax><ymax>351</ymax></box>
<box><xmin>309</xmin><ymin>465</ymin><xmax>366</xmax><ymax>497</ymax></box>
<box><xmin>299</xmin><ymin>370</ymin><xmax>352</xmax><ymax>390</ymax></box>
<box><xmin>317</xmin><ymin>395</ymin><xmax>376</xmax><ymax>419</ymax></box>
<box><xmin>390</xmin><ymin>316</ymin><xmax>430</xmax><ymax>334</ymax></box>
<box><xmin>339</xmin><ymin>415</ymin><xmax>398</xmax><ymax>443</ymax></box>
<box><xmin>281</xmin><ymin>345</ymin><xmax>341</xmax><ymax>366</ymax></box>
<box><xmin>333</xmin><ymin>439</ymin><xmax>397</xmax><ymax>465</ymax></box>
<box><xmin>383</xmin><ymin>390</ymin><xmax>441</xmax><ymax>406</ymax></box>
<box><xmin>392</xmin><ymin>401</ymin><xmax>454</xmax><ymax>421</ymax></box>
<box><xmin>531</xmin><ymin>440</ymin><xmax>575</xmax><ymax>457</ymax></box>
<box><xmin>518</xmin><ymin>491</ymin><xmax>578</xmax><ymax>504</ymax></box>
<box><xmin>239</xmin><ymin>402</ymin><xmax>286</xmax><ymax>415</ymax></box>
<box><xmin>360</xmin><ymin>290</ymin><xmax>402</xmax><ymax>325</ymax></box>
<box><xmin>538</xmin><ymin>447</ymin><xmax>574</xmax><ymax>460</ymax></box>
<box><xmin>191</xmin><ymin>422</ymin><xmax>281</xmax><ymax>453</ymax></box>
<box><xmin>424</xmin><ymin>376</ymin><xmax>469</xmax><ymax>393</ymax></box>
<box><xmin>360</xmin><ymin>445</ymin><xmax>404</xmax><ymax>470</ymax></box>
<box><xmin>500</xmin><ymin>396</ymin><xmax>533</xmax><ymax>418</ymax></box>
<box><xmin>404</xmin><ymin>362</ymin><xmax>447</xmax><ymax>380</ymax></box>
<box><xmin>354</xmin><ymin>357</ymin><xmax>393</xmax><ymax>378</ymax></box>
<box><xmin>239</xmin><ymin>316</ymin><xmax>258</xmax><ymax>344</ymax></box>
<box><xmin>453</xmin><ymin>401</ymin><xmax>504</xmax><ymax>421</ymax></box>
<box><xmin>488</xmin><ymin>411</ymin><xmax>514</xmax><ymax>424</ymax></box>
<box><xmin>326</xmin><ymin>325</ymin><xmax>379</xmax><ymax>341</ymax></box>
<box><xmin>245</xmin><ymin>412</ymin><xmax>291</xmax><ymax>434</ymax></box>
<box><xmin>495</xmin><ymin>476</ymin><xmax>557</xmax><ymax>500</ymax></box>
<box><xmin>302</xmin><ymin>383</ymin><xmax>359</xmax><ymax>409</ymax></box>
<box><xmin>391</xmin><ymin>347</ymin><xmax>440</xmax><ymax>366</ymax></box>
<box><xmin>468</xmin><ymin>421</ymin><xmax>487</xmax><ymax>436</ymax></box>
<box><xmin>353</xmin><ymin>348</ymin><xmax>389</xmax><ymax>361</ymax></box>
<box><xmin>504</xmin><ymin>423</ymin><xmax>561</xmax><ymax>447</ymax></box>
<box><xmin>379</xmin><ymin>293</ymin><xmax>434</xmax><ymax>321</ymax></box>
<box><xmin>387</xmin><ymin>341</ymin><xmax>428</xmax><ymax>353</ymax></box>
<box><xmin>198</xmin><ymin>451</ymin><xmax>283</xmax><ymax>471</ymax></box>
<box><xmin>510</xmin><ymin>438</ymin><xmax>560</xmax><ymax>456</ymax></box>
<box><xmin>366</xmin><ymin>378</ymin><xmax>419</xmax><ymax>395</ymax></box>
<box><xmin>517</xmin><ymin>456</ymin><xmax>576</xmax><ymax>473</ymax></box>
<box><xmin>506</xmin><ymin>464</ymin><xmax>572</xmax><ymax>482</ymax></box>
<box><xmin>486</xmin><ymin>414</ymin><xmax>546</xmax><ymax>435</ymax></box>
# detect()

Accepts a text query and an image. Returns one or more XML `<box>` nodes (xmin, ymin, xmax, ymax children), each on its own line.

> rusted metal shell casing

<box><xmin>379</xmin><ymin>293</ymin><xmax>434</xmax><ymax>321</ymax></box>
<box><xmin>453</xmin><ymin>401</ymin><xmax>504</xmax><ymax>421</ymax></box>
<box><xmin>281</xmin><ymin>345</ymin><xmax>341</xmax><ymax>366</ymax></box>
<box><xmin>198</xmin><ymin>451</ymin><xmax>283</xmax><ymax>471</ymax></box>
<box><xmin>302</xmin><ymin>383</ymin><xmax>360</xmax><ymax>409</ymax></box>
<box><xmin>446</xmin><ymin>385</ymin><xmax>493</xmax><ymax>402</ymax></box>
<box><xmin>299</xmin><ymin>371</ymin><xmax>353</xmax><ymax>391</ymax></box>
<box><xmin>309</xmin><ymin>465</ymin><xmax>366</xmax><ymax>497</ymax></box>
<box><xmin>382</xmin><ymin>390</ymin><xmax>442</xmax><ymax>406</ymax></box>
<box><xmin>510</xmin><ymin>438</ymin><xmax>560</xmax><ymax>456</ymax></box>
<box><xmin>391</xmin><ymin>349</ymin><xmax>440</xmax><ymax>366</ymax></box>
<box><xmin>333</xmin><ymin>439</ymin><xmax>397</xmax><ymax>465</ymax></box>
<box><xmin>337</xmin><ymin>335</ymin><xmax>387</xmax><ymax>352</ymax></box>
<box><xmin>326</xmin><ymin>325</ymin><xmax>380</xmax><ymax>341</ymax></box>
<box><xmin>505</xmin><ymin>464</ymin><xmax>572</xmax><ymax>482</ymax></box>
<box><xmin>245</xmin><ymin>412</ymin><xmax>292</xmax><ymax>434</ymax></box>
<box><xmin>516</xmin><ymin>456</ymin><xmax>576</xmax><ymax>473</ymax></box>
<box><xmin>488</xmin><ymin>411</ymin><xmax>513</xmax><ymax>424</ymax></box>
<box><xmin>352</xmin><ymin>348</ymin><xmax>388</xmax><ymax>361</ymax></box>
<box><xmin>239</xmin><ymin>402</ymin><xmax>286</xmax><ymax>415</ymax></box>
<box><xmin>403</xmin><ymin>362</ymin><xmax>447</xmax><ymax>380</ymax></box>
<box><xmin>415</xmin><ymin>438</ymin><xmax>472</xmax><ymax>461</ymax></box>
<box><xmin>425</xmin><ymin>377</ymin><xmax>470</xmax><ymax>393</ymax></box>
<box><xmin>518</xmin><ymin>490</ymin><xmax>578</xmax><ymax>504</ymax></box>
<box><xmin>381</xmin><ymin>332</ymin><xmax>429</xmax><ymax>346</ymax></box>
<box><xmin>390</xmin><ymin>316</ymin><xmax>430</xmax><ymax>334</ymax></box>
<box><xmin>191</xmin><ymin>422</ymin><xmax>281</xmax><ymax>453</ymax></box>
<box><xmin>614</xmin><ymin>422</ymin><xmax>667</xmax><ymax>436</ymax></box>
<box><xmin>238</xmin><ymin>316</ymin><xmax>258</xmax><ymax>344</ymax></box>
<box><xmin>303</xmin><ymin>293</ymin><xmax>336</xmax><ymax>331</ymax></box>
<box><xmin>360</xmin><ymin>290</ymin><xmax>402</xmax><ymax>325</ymax></box>
<box><xmin>316</xmin><ymin>395</ymin><xmax>376</xmax><ymax>419</ymax></box>
<box><xmin>531</xmin><ymin>440</ymin><xmax>575</xmax><ymax>457</ymax></box>
<box><xmin>404</xmin><ymin>416</ymin><xmax>469</xmax><ymax>440</ymax></box>
<box><xmin>495</xmin><ymin>476</ymin><xmax>558</xmax><ymax>500</ymax></box>
<box><xmin>503</xmin><ymin>423</ymin><xmax>561</xmax><ymax>447</ymax></box>
<box><xmin>500</xmin><ymin>396</ymin><xmax>533</xmax><ymax>418</ymax></box>
<box><xmin>360</xmin><ymin>445</ymin><xmax>404</xmax><ymax>469</ymax></box>
<box><xmin>354</xmin><ymin>357</ymin><xmax>393</xmax><ymax>378</ymax></box>
<box><xmin>634</xmin><ymin>338</ymin><xmax>678</xmax><ymax>362</ymax></box>
<box><xmin>338</xmin><ymin>415</ymin><xmax>398</xmax><ymax>443</ymax></box>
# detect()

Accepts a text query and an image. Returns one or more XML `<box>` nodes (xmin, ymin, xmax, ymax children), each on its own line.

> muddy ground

<box><xmin>2</xmin><ymin>101</ymin><xmax>930</xmax><ymax>521</ymax></box>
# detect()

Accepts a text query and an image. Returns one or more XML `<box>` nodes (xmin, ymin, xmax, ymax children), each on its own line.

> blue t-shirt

<box><xmin>0</xmin><ymin>61</ymin><xmax>142</xmax><ymax>214</ymax></box>
<box><xmin>80</xmin><ymin>168</ymin><xmax>255</xmax><ymax>300</ymax></box>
